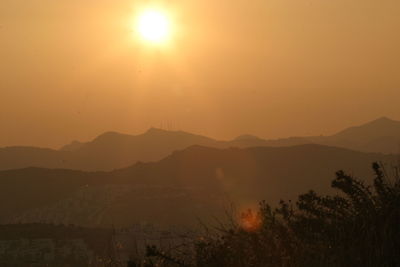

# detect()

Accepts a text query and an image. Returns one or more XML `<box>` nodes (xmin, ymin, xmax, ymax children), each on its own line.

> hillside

<box><xmin>0</xmin><ymin>144</ymin><xmax>394</xmax><ymax>227</ymax></box>
<box><xmin>0</xmin><ymin>117</ymin><xmax>399</xmax><ymax>172</ymax></box>
<box><xmin>316</xmin><ymin>117</ymin><xmax>400</xmax><ymax>153</ymax></box>
<box><xmin>0</xmin><ymin>128</ymin><xmax>219</xmax><ymax>171</ymax></box>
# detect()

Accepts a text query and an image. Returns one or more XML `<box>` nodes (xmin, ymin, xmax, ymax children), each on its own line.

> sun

<box><xmin>136</xmin><ymin>9</ymin><xmax>171</xmax><ymax>44</ymax></box>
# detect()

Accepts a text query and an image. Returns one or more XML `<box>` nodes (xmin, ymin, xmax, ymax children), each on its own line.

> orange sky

<box><xmin>1</xmin><ymin>0</ymin><xmax>399</xmax><ymax>148</ymax></box>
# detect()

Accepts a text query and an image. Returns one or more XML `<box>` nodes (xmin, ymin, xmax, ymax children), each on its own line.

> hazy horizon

<box><xmin>1</xmin><ymin>0</ymin><xmax>399</xmax><ymax>148</ymax></box>
<box><xmin>0</xmin><ymin>116</ymin><xmax>398</xmax><ymax>149</ymax></box>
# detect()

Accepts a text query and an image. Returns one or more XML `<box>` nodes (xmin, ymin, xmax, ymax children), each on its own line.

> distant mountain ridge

<box><xmin>0</xmin><ymin>117</ymin><xmax>399</xmax><ymax>171</ymax></box>
<box><xmin>309</xmin><ymin>117</ymin><xmax>400</xmax><ymax>153</ymax></box>
<box><xmin>60</xmin><ymin>140</ymin><xmax>84</xmax><ymax>152</ymax></box>
<box><xmin>0</xmin><ymin>144</ymin><xmax>395</xmax><ymax>227</ymax></box>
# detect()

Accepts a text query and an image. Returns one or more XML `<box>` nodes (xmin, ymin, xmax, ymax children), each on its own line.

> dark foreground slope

<box><xmin>0</xmin><ymin>144</ymin><xmax>395</xmax><ymax>227</ymax></box>
<box><xmin>0</xmin><ymin>224</ymin><xmax>112</xmax><ymax>255</ymax></box>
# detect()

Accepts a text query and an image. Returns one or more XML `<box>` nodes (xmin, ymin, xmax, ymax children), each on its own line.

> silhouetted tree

<box><xmin>191</xmin><ymin>162</ymin><xmax>400</xmax><ymax>267</ymax></box>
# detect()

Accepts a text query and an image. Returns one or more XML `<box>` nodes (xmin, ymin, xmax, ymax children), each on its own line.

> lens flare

<box><xmin>240</xmin><ymin>209</ymin><xmax>262</xmax><ymax>232</ymax></box>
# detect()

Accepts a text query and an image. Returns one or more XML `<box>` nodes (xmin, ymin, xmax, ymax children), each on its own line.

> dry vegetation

<box><xmin>143</xmin><ymin>162</ymin><xmax>400</xmax><ymax>267</ymax></box>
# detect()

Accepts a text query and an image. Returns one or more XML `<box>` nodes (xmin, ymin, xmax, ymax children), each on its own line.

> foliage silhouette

<box><xmin>148</xmin><ymin>162</ymin><xmax>400</xmax><ymax>267</ymax></box>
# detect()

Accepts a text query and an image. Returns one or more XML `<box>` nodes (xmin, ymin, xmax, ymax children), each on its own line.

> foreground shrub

<box><xmin>149</xmin><ymin>163</ymin><xmax>400</xmax><ymax>267</ymax></box>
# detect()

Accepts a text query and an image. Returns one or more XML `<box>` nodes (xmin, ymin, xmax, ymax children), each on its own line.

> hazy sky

<box><xmin>1</xmin><ymin>0</ymin><xmax>399</xmax><ymax>148</ymax></box>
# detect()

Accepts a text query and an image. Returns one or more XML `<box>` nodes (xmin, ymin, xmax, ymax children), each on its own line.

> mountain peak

<box><xmin>333</xmin><ymin>116</ymin><xmax>400</xmax><ymax>142</ymax></box>
<box><xmin>367</xmin><ymin>117</ymin><xmax>398</xmax><ymax>125</ymax></box>
<box><xmin>90</xmin><ymin>131</ymin><xmax>133</xmax><ymax>145</ymax></box>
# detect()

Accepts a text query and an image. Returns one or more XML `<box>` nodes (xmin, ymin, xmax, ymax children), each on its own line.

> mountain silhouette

<box><xmin>0</xmin><ymin>128</ymin><xmax>217</xmax><ymax>171</ymax></box>
<box><xmin>0</xmin><ymin>117</ymin><xmax>399</xmax><ymax>171</ymax></box>
<box><xmin>334</xmin><ymin>117</ymin><xmax>400</xmax><ymax>139</ymax></box>
<box><xmin>0</xmin><ymin>144</ymin><xmax>394</xmax><ymax>227</ymax></box>
<box><xmin>320</xmin><ymin>117</ymin><xmax>400</xmax><ymax>153</ymax></box>
<box><xmin>60</xmin><ymin>140</ymin><xmax>84</xmax><ymax>152</ymax></box>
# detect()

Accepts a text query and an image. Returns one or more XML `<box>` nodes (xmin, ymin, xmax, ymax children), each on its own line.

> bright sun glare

<box><xmin>137</xmin><ymin>9</ymin><xmax>171</xmax><ymax>44</ymax></box>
